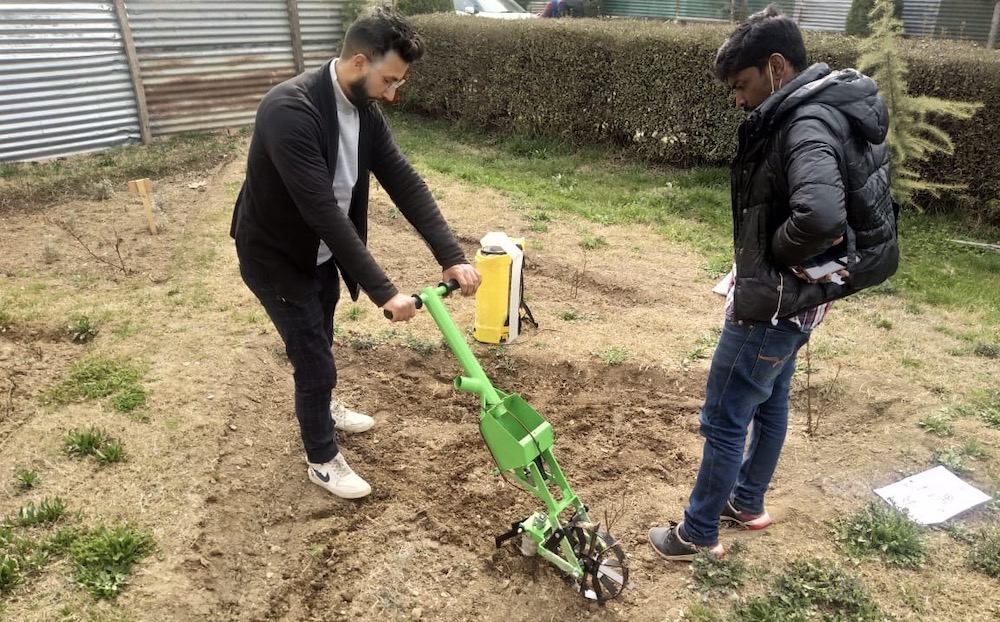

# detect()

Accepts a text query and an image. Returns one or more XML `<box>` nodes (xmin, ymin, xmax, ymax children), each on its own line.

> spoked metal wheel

<box><xmin>567</xmin><ymin>522</ymin><xmax>629</xmax><ymax>602</ymax></box>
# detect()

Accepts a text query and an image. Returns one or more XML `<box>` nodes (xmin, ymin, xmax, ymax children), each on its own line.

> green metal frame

<box><xmin>418</xmin><ymin>284</ymin><xmax>591</xmax><ymax>578</ymax></box>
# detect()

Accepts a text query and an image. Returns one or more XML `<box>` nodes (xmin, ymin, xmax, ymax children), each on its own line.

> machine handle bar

<box><xmin>383</xmin><ymin>279</ymin><xmax>460</xmax><ymax>320</ymax></box>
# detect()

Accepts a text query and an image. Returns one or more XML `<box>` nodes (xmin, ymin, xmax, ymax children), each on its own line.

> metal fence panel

<box><xmin>298</xmin><ymin>0</ymin><xmax>346</xmax><ymax>68</ymax></box>
<box><xmin>0</xmin><ymin>1</ymin><xmax>140</xmax><ymax>162</ymax></box>
<box><xmin>932</xmin><ymin>0</ymin><xmax>994</xmax><ymax>44</ymax></box>
<box><xmin>125</xmin><ymin>0</ymin><xmax>298</xmax><ymax>135</ymax></box>
<box><xmin>792</xmin><ymin>0</ymin><xmax>852</xmax><ymax>32</ymax></box>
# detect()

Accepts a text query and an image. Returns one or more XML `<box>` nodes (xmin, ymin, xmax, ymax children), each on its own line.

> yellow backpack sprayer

<box><xmin>385</xmin><ymin>280</ymin><xmax>629</xmax><ymax>602</ymax></box>
<box><xmin>473</xmin><ymin>232</ymin><xmax>535</xmax><ymax>344</ymax></box>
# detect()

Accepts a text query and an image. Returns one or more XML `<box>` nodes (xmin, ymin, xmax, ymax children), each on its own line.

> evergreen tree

<box><xmin>845</xmin><ymin>0</ymin><xmax>903</xmax><ymax>37</ymax></box>
<box><xmin>857</xmin><ymin>0</ymin><xmax>982</xmax><ymax>208</ymax></box>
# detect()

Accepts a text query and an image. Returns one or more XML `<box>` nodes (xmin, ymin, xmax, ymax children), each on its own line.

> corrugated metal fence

<box><xmin>0</xmin><ymin>0</ymin><xmax>347</xmax><ymax>162</ymax></box>
<box><xmin>0</xmin><ymin>2</ymin><xmax>141</xmax><ymax>162</ymax></box>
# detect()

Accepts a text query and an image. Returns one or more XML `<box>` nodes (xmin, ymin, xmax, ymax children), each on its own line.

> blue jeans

<box><xmin>682</xmin><ymin>319</ymin><xmax>811</xmax><ymax>546</ymax></box>
<box><xmin>240</xmin><ymin>260</ymin><xmax>341</xmax><ymax>464</ymax></box>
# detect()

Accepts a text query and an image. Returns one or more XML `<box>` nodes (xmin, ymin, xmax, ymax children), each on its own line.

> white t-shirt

<box><xmin>317</xmin><ymin>59</ymin><xmax>361</xmax><ymax>266</ymax></box>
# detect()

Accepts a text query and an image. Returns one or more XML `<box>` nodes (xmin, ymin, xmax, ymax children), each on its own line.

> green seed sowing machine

<box><xmin>386</xmin><ymin>281</ymin><xmax>629</xmax><ymax>602</ymax></box>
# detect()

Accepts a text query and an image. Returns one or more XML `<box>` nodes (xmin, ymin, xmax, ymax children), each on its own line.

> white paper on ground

<box><xmin>873</xmin><ymin>465</ymin><xmax>992</xmax><ymax>525</ymax></box>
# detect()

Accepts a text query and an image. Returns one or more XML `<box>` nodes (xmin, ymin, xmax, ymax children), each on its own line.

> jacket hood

<box><xmin>749</xmin><ymin>63</ymin><xmax>889</xmax><ymax>145</ymax></box>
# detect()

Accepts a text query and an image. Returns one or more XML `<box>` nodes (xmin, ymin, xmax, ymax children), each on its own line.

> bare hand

<box><xmin>381</xmin><ymin>293</ymin><xmax>417</xmax><ymax>322</ymax></box>
<box><xmin>442</xmin><ymin>263</ymin><xmax>481</xmax><ymax>296</ymax></box>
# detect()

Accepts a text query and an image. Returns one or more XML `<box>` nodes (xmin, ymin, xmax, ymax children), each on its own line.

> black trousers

<box><xmin>241</xmin><ymin>260</ymin><xmax>341</xmax><ymax>464</ymax></box>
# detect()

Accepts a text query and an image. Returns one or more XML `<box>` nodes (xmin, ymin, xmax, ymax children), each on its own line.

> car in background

<box><xmin>453</xmin><ymin>0</ymin><xmax>536</xmax><ymax>19</ymax></box>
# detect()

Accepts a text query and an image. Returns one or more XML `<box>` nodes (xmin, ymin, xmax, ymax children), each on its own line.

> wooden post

<box><xmin>112</xmin><ymin>0</ymin><xmax>152</xmax><ymax>144</ymax></box>
<box><xmin>988</xmin><ymin>0</ymin><xmax>1000</xmax><ymax>51</ymax></box>
<box><xmin>128</xmin><ymin>178</ymin><xmax>158</xmax><ymax>235</ymax></box>
<box><xmin>286</xmin><ymin>0</ymin><xmax>305</xmax><ymax>74</ymax></box>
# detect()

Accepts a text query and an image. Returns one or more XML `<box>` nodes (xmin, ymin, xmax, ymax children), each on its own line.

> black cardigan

<box><xmin>231</xmin><ymin>60</ymin><xmax>466</xmax><ymax>306</ymax></box>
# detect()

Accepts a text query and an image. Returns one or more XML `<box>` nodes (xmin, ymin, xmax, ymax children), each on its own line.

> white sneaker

<box><xmin>330</xmin><ymin>402</ymin><xmax>374</xmax><ymax>433</ymax></box>
<box><xmin>307</xmin><ymin>452</ymin><xmax>372</xmax><ymax>499</ymax></box>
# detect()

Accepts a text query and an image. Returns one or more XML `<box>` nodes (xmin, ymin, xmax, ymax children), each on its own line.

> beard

<box><xmin>346</xmin><ymin>77</ymin><xmax>374</xmax><ymax>109</ymax></box>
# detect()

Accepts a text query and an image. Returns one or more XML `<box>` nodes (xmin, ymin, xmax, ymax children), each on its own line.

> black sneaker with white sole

<box><xmin>648</xmin><ymin>521</ymin><xmax>725</xmax><ymax>562</ymax></box>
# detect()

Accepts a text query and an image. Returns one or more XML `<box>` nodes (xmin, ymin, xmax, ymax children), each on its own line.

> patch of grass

<box><xmin>917</xmin><ymin>413</ymin><xmax>954</xmax><ymax>437</ymax></box>
<box><xmin>734</xmin><ymin>559</ymin><xmax>883</xmax><ymax>622</ymax></box>
<box><xmin>489</xmin><ymin>346</ymin><xmax>517</xmax><ymax>374</ymax></box>
<box><xmin>691</xmin><ymin>544</ymin><xmax>748</xmax><ymax>593</ymax></box>
<box><xmin>0</xmin><ymin>553</ymin><xmax>22</xmax><ymax>594</ymax></box>
<box><xmin>973</xmin><ymin>342</ymin><xmax>1000</xmax><ymax>359</ymax></box>
<box><xmin>961</xmin><ymin>438</ymin><xmax>988</xmax><ymax>460</ymax></box>
<box><xmin>681</xmin><ymin>346</ymin><xmax>709</xmax><ymax>370</ymax></box>
<box><xmin>403</xmin><ymin>334</ymin><xmax>438</xmax><ymax>356</ymax></box>
<box><xmin>891</xmin><ymin>215</ymin><xmax>1000</xmax><ymax>325</ymax></box>
<box><xmin>580</xmin><ymin>236</ymin><xmax>609</xmax><ymax>251</ymax></box>
<box><xmin>111</xmin><ymin>384</ymin><xmax>147</xmax><ymax>413</ymax></box>
<box><xmin>594</xmin><ymin>346</ymin><xmax>629</xmax><ymax>366</ymax></box>
<box><xmin>349</xmin><ymin>333</ymin><xmax>380</xmax><ymax>351</ymax></box>
<box><xmin>390</xmin><ymin>111</ymin><xmax>1000</xmax><ymax>328</ymax></box>
<box><xmin>44</xmin><ymin>356</ymin><xmax>145</xmax><ymax>409</ymax></box>
<box><xmin>559</xmin><ymin>308</ymin><xmax>595</xmax><ymax>322</ymax></box>
<box><xmin>0</xmin><ymin>129</ymin><xmax>247</xmax><ymax>212</ymax></box>
<box><xmin>388</xmin><ymin>111</ymin><xmax>731</xmax><ymax>255</ymax></box>
<box><xmin>983</xmin><ymin>407</ymin><xmax>1000</xmax><ymax>429</ymax></box>
<box><xmin>42</xmin><ymin>527</ymin><xmax>81</xmax><ymax>555</ymax></box>
<box><xmin>70</xmin><ymin>525</ymin><xmax>154</xmax><ymax>599</ymax></box>
<box><xmin>935</xmin><ymin>446</ymin><xmax>977</xmax><ymax>473</ymax></box>
<box><xmin>735</xmin><ymin>558</ymin><xmax>881</xmax><ymax>622</ymax></box>
<box><xmin>524</xmin><ymin>210</ymin><xmax>552</xmax><ymax>222</ymax></box>
<box><xmin>64</xmin><ymin>428</ymin><xmax>126</xmax><ymax>467</ymax></box>
<box><xmin>10</xmin><ymin>497</ymin><xmax>67</xmax><ymax>528</ymax></box>
<box><xmin>0</xmin><ymin>308</ymin><xmax>13</xmax><ymax>332</ymax></box>
<box><xmin>94</xmin><ymin>440</ymin><xmax>126</xmax><ymax>465</ymax></box>
<box><xmin>342</xmin><ymin>305</ymin><xmax>366</xmax><ymax>321</ymax></box>
<box><xmin>14</xmin><ymin>468</ymin><xmax>40</xmax><ymax>493</ymax></box>
<box><xmin>872</xmin><ymin>315</ymin><xmax>893</xmax><ymax>330</ymax></box>
<box><xmin>834</xmin><ymin>501</ymin><xmax>927</xmax><ymax>568</ymax></box>
<box><xmin>64</xmin><ymin>427</ymin><xmax>110</xmax><ymax>457</ymax></box>
<box><xmin>68</xmin><ymin>315</ymin><xmax>98</xmax><ymax>344</ymax></box>
<box><xmin>968</xmin><ymin>529</ymin><xmax>1000</xmax><ymax>578</ymax></box>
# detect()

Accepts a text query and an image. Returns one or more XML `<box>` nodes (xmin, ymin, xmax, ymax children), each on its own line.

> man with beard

<box><xmin>231</xmin><ymin>7</ymin><xmax>480</xmax><ymax>500</ymax></box>
<box><xmin>648</xmin><ymin>5</ymin><xmax>898</xmax><ymax>559</ymax></box>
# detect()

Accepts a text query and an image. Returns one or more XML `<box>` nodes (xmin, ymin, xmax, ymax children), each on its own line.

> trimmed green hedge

<box><xmin>396</xmin><ymin>0</ymin><xmax>453</xmax><ymax>16</ymax></box>
<box><xmin>401</xmin><ymin>16</ymin><xmax>1000</xmax><ymax>222</ymax></box>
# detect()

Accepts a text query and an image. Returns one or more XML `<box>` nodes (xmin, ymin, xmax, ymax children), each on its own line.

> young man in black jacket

<box><xmin>231</xmin><ymin>8</ymin><xmax>480</xmax><ymax>499</ymax></box>
<box><xmin>649</xmin><ymin>6</ymin><xmax>898</xmax><ymax>559</ymax></box>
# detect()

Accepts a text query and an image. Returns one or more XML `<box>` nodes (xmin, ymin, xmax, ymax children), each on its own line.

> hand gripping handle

<box><xmin>383</xmin><ymin>279</ymin><xmax>460</xmax><ymax>320</ymax></box>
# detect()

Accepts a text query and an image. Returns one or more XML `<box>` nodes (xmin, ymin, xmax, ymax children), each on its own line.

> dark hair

<box><xmin>341</xmin><ymin>7</ymin><xmax>424</xmax><ymax>64</ymax></box>
<box><xmin>713</xmin><ymin>4</ymin><xmax>807</xmax><ymax>82</ymax></box>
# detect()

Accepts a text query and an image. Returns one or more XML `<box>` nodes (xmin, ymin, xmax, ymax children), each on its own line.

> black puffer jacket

<box><xmin>731</xmin><ymin>63</ymin><xmax>899</xmax><ymax>323</ymax></box>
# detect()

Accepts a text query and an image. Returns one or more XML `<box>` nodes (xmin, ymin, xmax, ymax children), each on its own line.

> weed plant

<box><xmin>45</xmin><ymin>356</ymin><xmax>145</xmax><ymax>412</ymax></box>
<box><xmin>692</xmin><ymin>543</ymin><xmax>748</xmax><ymax>593</ymax></box>
<box><xmin>111</xmin><ymin>385</ymin><xmax>147</xmax><ymax>413</ymax></box>
<box><xmin>736</xmin><ymin>558</ymin><xmax>881</xmax><ymax>621</ymax></box>
<box><xmin>834</xmin><ymin>501</ymin><xmax>927</xmax><ymax>568</ymax></box>
<box><xmin>64</xmin><ymin>427</ymin><xmax>109</xmax><ymax>457</ymax></box>
<box><xmin>968</xmin><ymin>529</ymin><xmax>1000</xmax><ymax>578</ymax></box>
<box><xmin>70</xmin><ymin>525</ymin><xmax>154</xmax><ymax>599</ymax></box>
<box><xmin>13</xmin><ymin>468</ymin><xmax>39</xmax><ymax>493</ymax></box>
<box><xmin>403</xmin><ymin>334</ymin><xmax>438</xmax><ymax>356</ymax></box>
<box><xmin>95</xmin><ymin>440</ymin><xmax>126</xmax><ymax>465</ymax></box>
<box><xmin>917</xmin><ymin>413</ymin><xmax>954</xmax><ymax>437</ymax></box>
<box><xmin>595</xmin><ymin>347</ymin><xmax>629</xmax><ymax>366</ymax></box>
<box><xmin>68</xmin><ymin>315</ymin><xmax>98</xmax><ymax>344</ymax></box>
